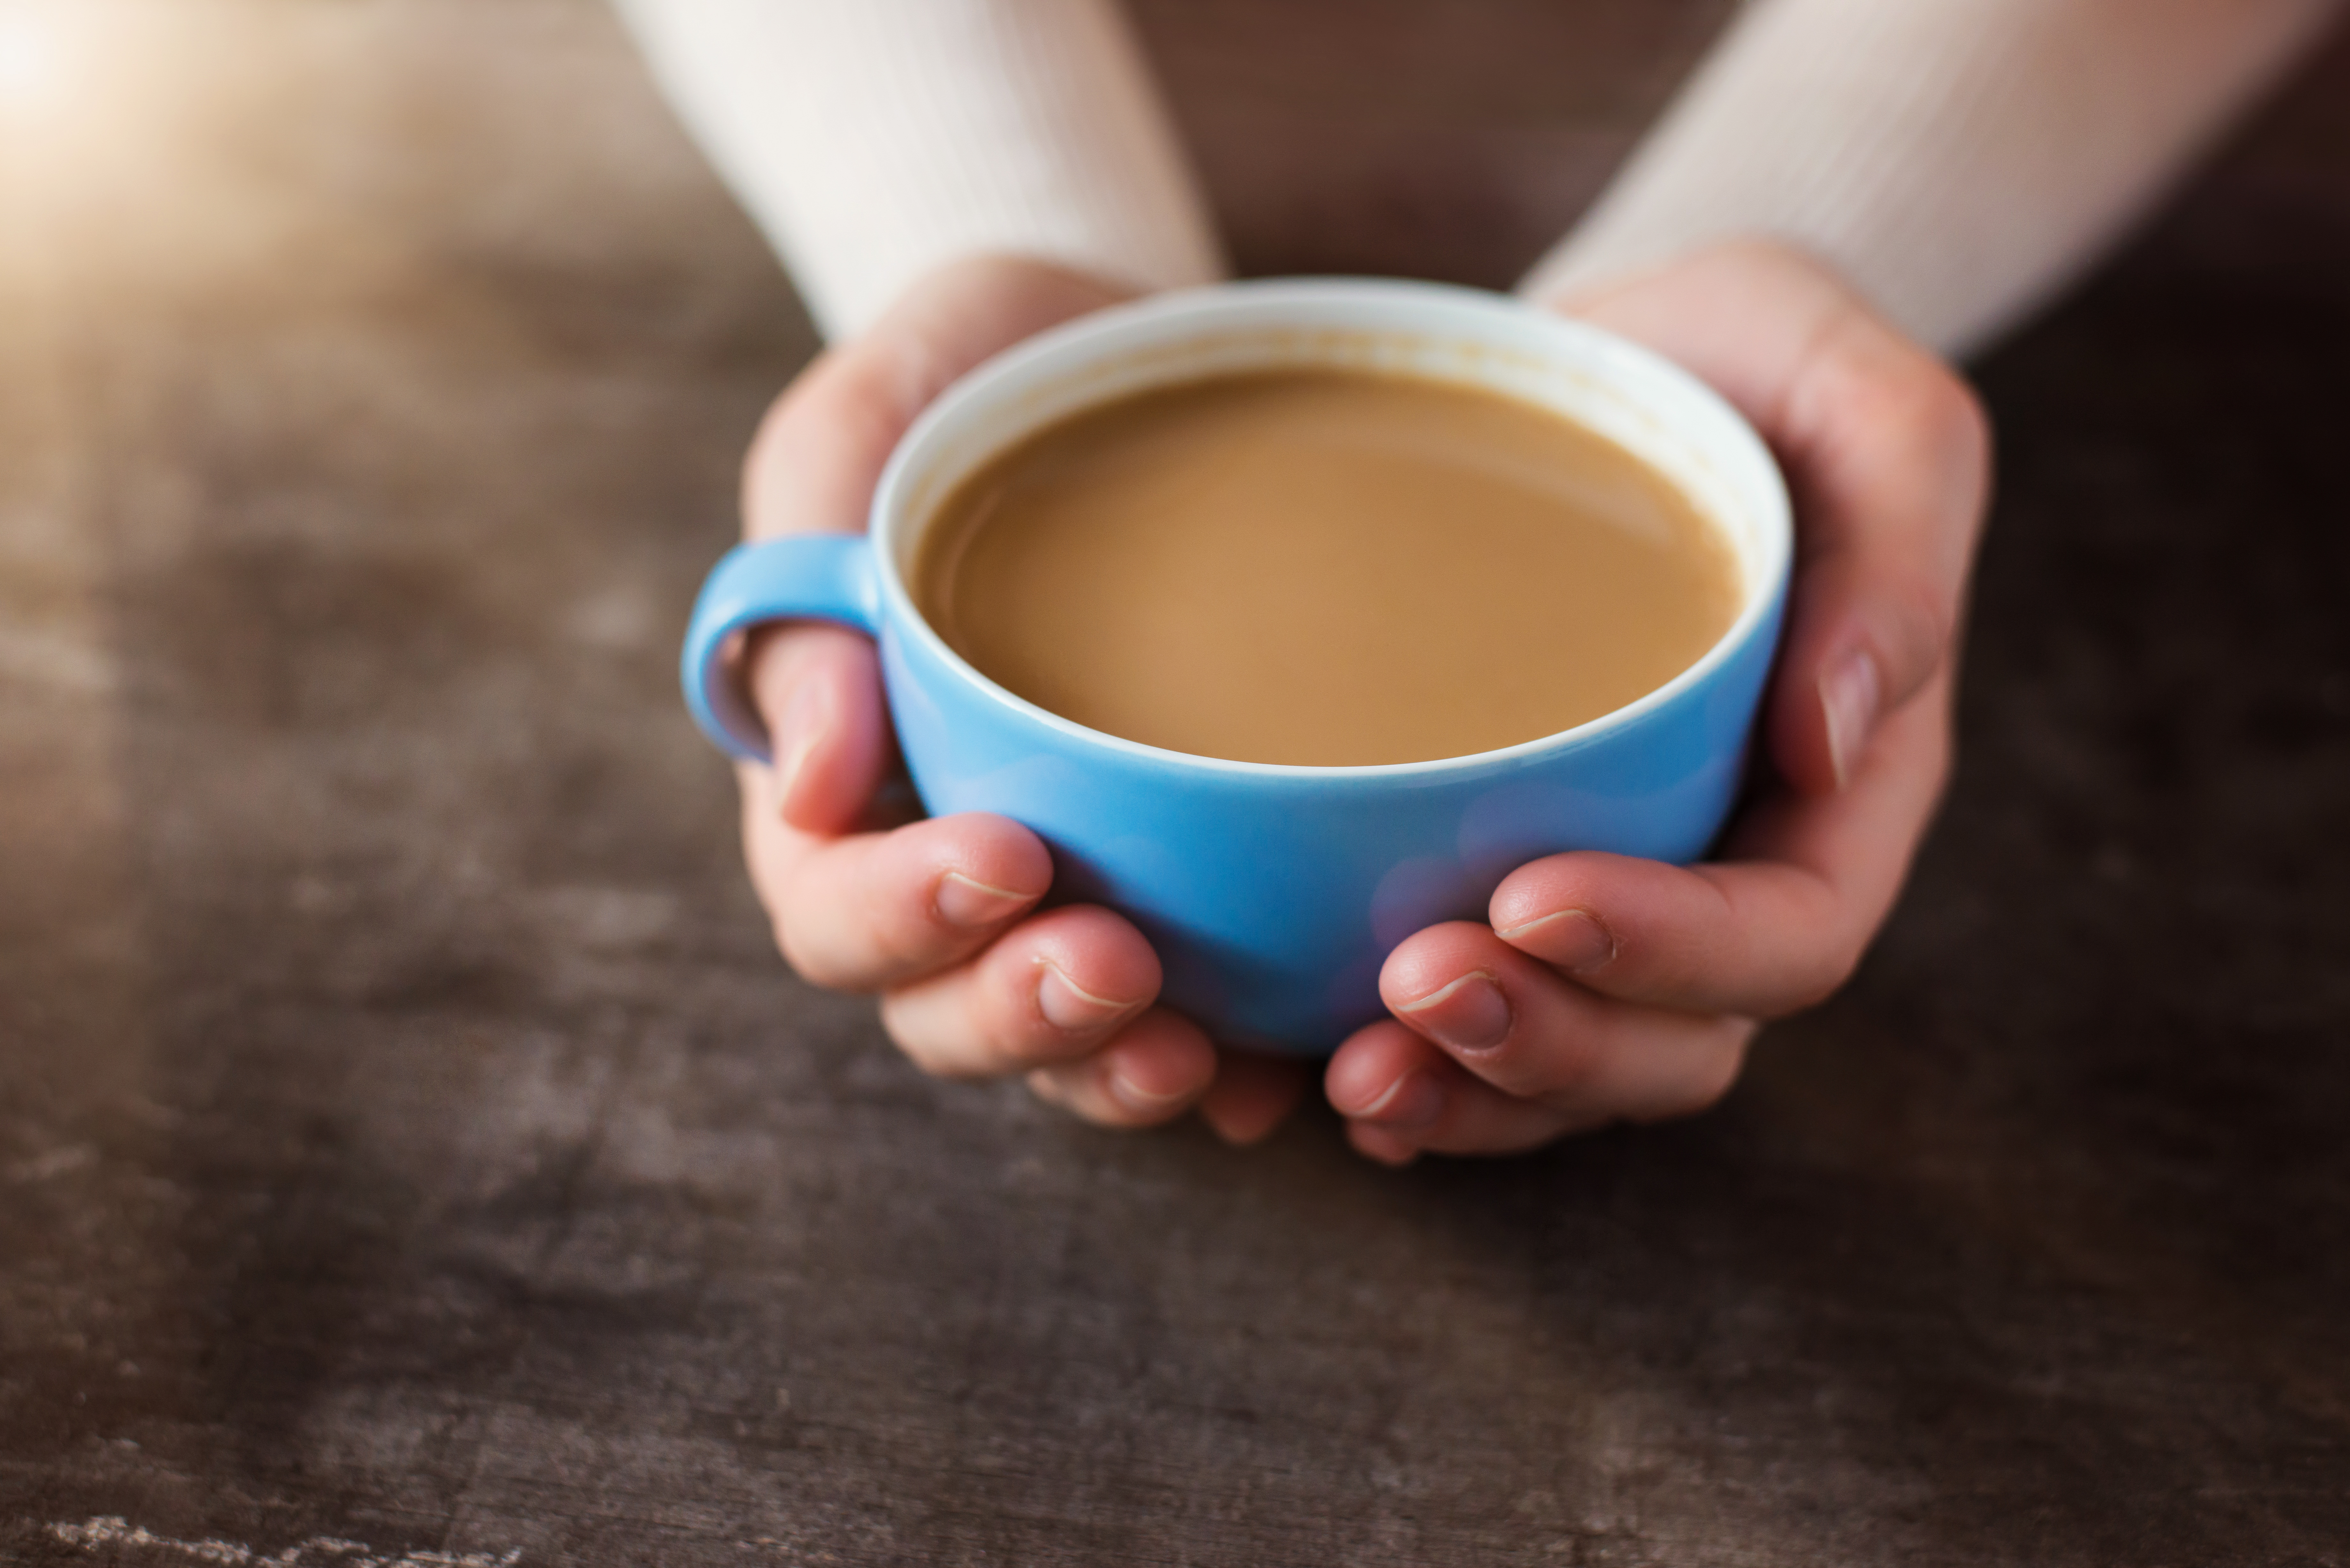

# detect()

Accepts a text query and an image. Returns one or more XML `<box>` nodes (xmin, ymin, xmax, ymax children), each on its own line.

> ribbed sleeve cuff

<box><xmin>614</xmin><ymin>0</ymin><xmax>1226</xmax><ymax>339</ymax></box>
<box><xmin>1526</xmin><ymin>0</ymin><xmax>2344</xmax><ymax>357</ymax></box>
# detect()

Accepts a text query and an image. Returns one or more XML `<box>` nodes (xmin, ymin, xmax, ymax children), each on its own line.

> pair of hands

<box><xmin>730</xmin><ymin>243</ymin><xmax>1989</xmax><ymax>1162</ymax></box>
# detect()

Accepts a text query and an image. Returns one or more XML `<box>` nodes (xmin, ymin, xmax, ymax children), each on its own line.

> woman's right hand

<box><xmin>730</xmin><ymin>255</ymin><xmax>1311</xmax><ymax>1143</ymax></box>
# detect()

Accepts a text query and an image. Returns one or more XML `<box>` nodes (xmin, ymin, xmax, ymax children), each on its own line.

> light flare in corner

<box><xmin>0</xmin><ymin>2</ymin><xmax>74</xmax><ymax>120</ymax></box>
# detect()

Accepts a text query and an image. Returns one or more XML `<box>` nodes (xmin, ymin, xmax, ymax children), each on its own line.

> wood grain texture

<box><xmin>3</xmin><ymin>3</ymin><xmax>2347</xmax><ymax>1564</ymax></box>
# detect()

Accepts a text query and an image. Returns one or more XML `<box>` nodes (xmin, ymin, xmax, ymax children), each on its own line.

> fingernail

<box><xmin>935</xmin><ymin>870</ymin><xmax>1036</xmax><ymax>929</ymax></box>
<box><xmin>1355</xmin><ymin>1068</ymin><xmax>1445</xmax><ymax>1130</ymax></box>
<box><xmin>1397</xmin><ymin>970</ymin><xmax>1512</xmax><ymax>1054</ymax></box>
<box><xmin>1109</xmin><ymin>1069</ymin><xmax>1189</xmax><ymax>1114</ymax></box>
<box><xmin>1821</xmin><ymin>648</ymin><xmax>1881</xmax><ymax>790</ymax></box>
<box><xmin>1035</xmin><ymin>961</ymin><xmax>1138</xmax><ymax>1032</ymax></box>
<box><xmin>773</xmin><ymin>678</ymin><xmax>827</xmax><ymax>815</ymax></box>
<box><xmin>1496</xmin><ymin>907</ymin><xmax>1615</xmax><ymax>972</ymax></box>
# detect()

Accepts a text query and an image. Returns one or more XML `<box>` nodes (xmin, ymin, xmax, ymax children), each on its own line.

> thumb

<box><xmin>743</xmin><ymin>621</ymin><xmax>891</xmax><ymax>837</ymax></box>
<box><xmin>1551</xmin><ymin>242</ymin><xmax>1990</xmax><ymax>797</ymax></box>
<box><xmin>1764</xmin><ymin>308</ymin><xmax>1990</xmax><ymax>794</ymax></box>
<box><xmin>731</xmin><ymin>258</ymin><xmax>1133</xmax><ymax>834</ymax></box>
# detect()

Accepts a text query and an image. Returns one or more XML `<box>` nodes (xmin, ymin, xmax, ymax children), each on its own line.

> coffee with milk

<box><xmin>915</xmin><ymin>367</ymin><xmax>1742</xmax><ymax>768</ymax></box>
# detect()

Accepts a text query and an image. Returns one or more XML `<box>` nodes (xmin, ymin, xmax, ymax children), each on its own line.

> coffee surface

<box><xmin>917</xmin><ymin>368</ymin><xmax>1742</xmax><ymax>766</ymax></box>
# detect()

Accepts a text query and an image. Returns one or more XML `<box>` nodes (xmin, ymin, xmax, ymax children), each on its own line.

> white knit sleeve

<box><xmin>1523</xmin><ymin>0</ymin><xmax>2345</xmax><ymax>357</ymax></box>
<box><xmin>609</xmin><ymin>0</ymin><xmax>1226</xmax><ymax>340</ymax></box>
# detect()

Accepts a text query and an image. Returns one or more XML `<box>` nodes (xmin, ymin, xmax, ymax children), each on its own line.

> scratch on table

<box><xmin>7</xmin><ymin>1144</ymin><xmax>97</xmax><ymax>1184</ymax></box>
<box><xmin>48</xmin><ymin>1518</ymin><xmax>523</xmax><ymax>1568</ymax></box>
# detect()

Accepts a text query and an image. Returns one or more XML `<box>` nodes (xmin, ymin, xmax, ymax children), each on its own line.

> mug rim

<box><xmin>867</xmin><ymin>276</ymin><xmax>1792</xmax><ymax>781</ymax></box>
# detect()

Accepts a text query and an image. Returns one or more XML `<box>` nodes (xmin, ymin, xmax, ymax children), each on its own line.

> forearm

<box><xmin>1525</xmin><ymin>0</ymin><xmax>2344</xmax><ymax>357</ymax></box>
<box><xmin>611</xmin><ymin>0</ymin><xmax>1224</xmax><ymax>339</ymax></box>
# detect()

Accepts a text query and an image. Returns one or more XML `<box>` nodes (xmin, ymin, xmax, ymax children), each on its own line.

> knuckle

<box><xmin>868</xmin><ymin>899</ymin><xmax>945</xmax><ymax>978</ymax></box>
<box><xmin>1773</xmin><ymin>945</ymin><xmax>1862</xmax><ymax>1017</ymax></box>
<box><xmin>1848</xmin><ymin>343</ymin><xmax>1978</xmax><ymax>454</ymax></box>
<box><xmin>772</xmin><ymin>909</ymin><xmax>881</xmax><ymax>994</ymax></box>
<box><xmin>1899</xmin><ymin>571</ymin><xmax>1959</xmax><ymax>654</ymax></box>
<box><xmin>1811</xmin><ymin>335</ymin><xmax>1989</xmax><ymax>509</ymax></box>
<box><xmin>768</xmin><ymin>914</ymin><xmax>809</xmax><ymax>974</ymax></box>
<box><xmin>883</xmin><ymin>1025</ymin><xmax>958</xmax><ymax>1081</ymax></box>
<box><xmin>873</xmin><ymin>996</ymin><xmax>917</xmax><ymax>1049</ymax></box>
<box><xmin>1896</xmin><ymin>358</ymin><xmax>1986</xmax><ymax>451</ymax></box>
<box><xmin>1512</xmin><ymin>1025</ymin><xmax>1606</xmax><ymax>1101</ymax></box>
<box><xmin>1868</xmin><ymin>569</ymin><xmax>1956</xmax><ymax>705</ymax></box>
<box><xmin>879</xmin><ymin>997</ymin><xmax>987</xmax><ymax>1081</ymax></box>
<box><xmin>1652</xmin><ymin>1030</ymin><xmax>1753</xmax><ymax>1120</ymax></box>
<box><xmin>774</xmin><ymin>925</ymin><xmax>845</xmax><ymax>991</ymax></box>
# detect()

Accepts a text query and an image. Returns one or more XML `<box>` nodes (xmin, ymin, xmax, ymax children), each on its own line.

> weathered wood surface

<box><xmin>3</xmin><ymin>3</ymin><xmax>2346</xmax><ymax>1563</ymax></box>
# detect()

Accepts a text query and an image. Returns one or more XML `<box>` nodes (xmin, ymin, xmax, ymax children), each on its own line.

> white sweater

<box><xmin>611</xmin><ymin>0</ymin><xmax>2341</xmax><ymax>355</ymax></box>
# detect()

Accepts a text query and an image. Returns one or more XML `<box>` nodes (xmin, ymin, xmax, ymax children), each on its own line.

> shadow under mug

<box><xmin>682</xmin><ymin>279</ymin><xmax>1792</xmax><ymax>1055</ymax></box>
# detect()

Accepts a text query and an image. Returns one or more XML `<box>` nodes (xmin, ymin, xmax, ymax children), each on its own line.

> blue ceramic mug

<box><xmin>682</xmin><ymin>280</ymin><xmax>1791</xmax><ymax>1054</ymax></box>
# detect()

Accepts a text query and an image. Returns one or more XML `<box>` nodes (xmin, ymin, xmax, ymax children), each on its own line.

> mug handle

<box><xmin>679</xmin><ymin>536</ymin><xmax>881</xmax><ymax>764</ymax></box>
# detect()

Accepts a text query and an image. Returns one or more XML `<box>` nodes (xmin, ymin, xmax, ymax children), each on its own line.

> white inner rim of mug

<box><xmin>869</xmin><ymin>278</ymin><xmax>1793</xmax><ymax>780</ymax></box>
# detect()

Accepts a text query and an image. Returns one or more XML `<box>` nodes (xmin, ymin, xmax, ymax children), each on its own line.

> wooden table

<box><xmin>5</xmin><ymin>4</ymin><xmax>2346</xmax><ymax>1562</ymax></box>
